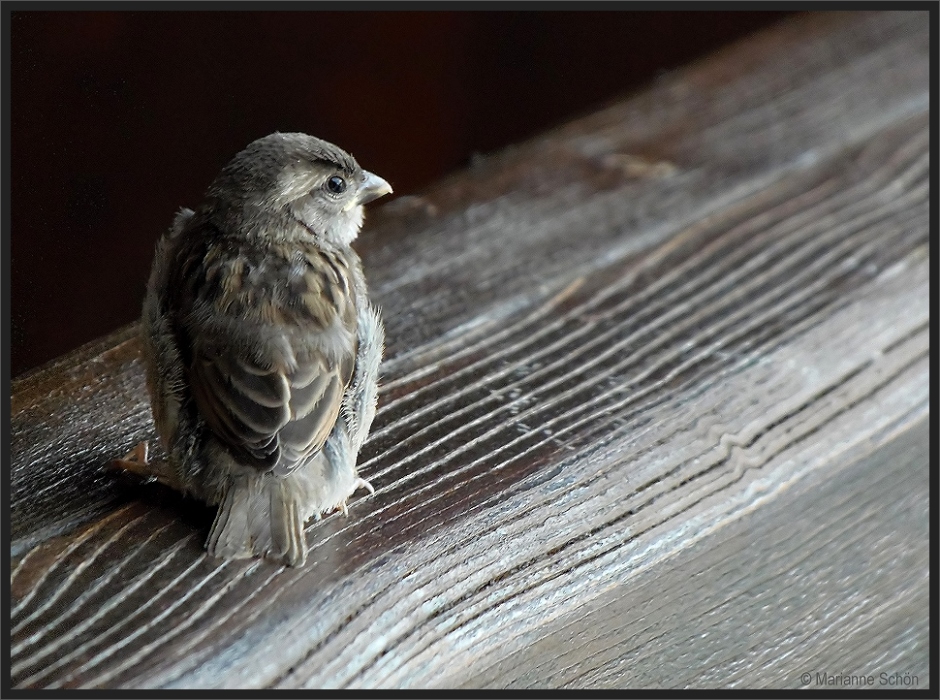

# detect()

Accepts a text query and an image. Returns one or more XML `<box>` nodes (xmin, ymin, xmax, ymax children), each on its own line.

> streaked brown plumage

<box><xmin>117</xmin><ymin>133</ymin><xmax>391</xmax><ymax>566</ymax></box>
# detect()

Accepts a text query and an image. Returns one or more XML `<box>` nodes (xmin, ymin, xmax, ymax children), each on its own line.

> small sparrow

<box><xmin>115</xmin><ymin>132</ymin><xmax>391</xmax><ymax>566</ymax></box>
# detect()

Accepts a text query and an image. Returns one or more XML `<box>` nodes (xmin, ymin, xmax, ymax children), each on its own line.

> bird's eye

<box><xmin>326</xmin><ymin>176</ymin><xmax>347</xmax><ymax>194</ymax></box>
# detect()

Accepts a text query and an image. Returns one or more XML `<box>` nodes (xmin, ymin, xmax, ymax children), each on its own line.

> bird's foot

<box><xmin>353</xmin><ymin>477</ymin><xmax>375</xmax><ymax>496</ymax></box>
<box><xmin>108</xmin><ymin>441</ymin><xmax>178</xmax><ymax>489</ymax></box>
<box><xmin>109</xmin><ymin>441</ymin><xmax>154</xmax><ymax>479</ymax></box>
<box><xmin>337</xmin><ymin>477</ymin><xmax>375</xmax><ymax>517</ymax></box>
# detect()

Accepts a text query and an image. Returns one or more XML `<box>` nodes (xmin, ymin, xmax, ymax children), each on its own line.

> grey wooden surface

<box><xmin>9</xmin><ymin>10</ymin><xmax>931</xmax><ymax>690</ymax></box>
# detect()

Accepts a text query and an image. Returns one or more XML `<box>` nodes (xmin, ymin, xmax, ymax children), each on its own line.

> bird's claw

<box><xmin>337</xmin><ymin>478</ymin><xmax>375</xmax><ymax>518</ymax></box>
<box><xmin>109</xmin><ymin>441</ymin><xmax>152</xmax><ymax>476</ymax></box>
<box><xmin>353</xmin><ymin>477</ymin><xmax>375</xmax><ymax>496</ymax></box>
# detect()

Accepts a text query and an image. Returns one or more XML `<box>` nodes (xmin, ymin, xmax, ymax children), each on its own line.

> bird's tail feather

<box><xmin>206</xmin><ymin>475</ymin><xmax>307</xmax><ymax>566</ymax></box>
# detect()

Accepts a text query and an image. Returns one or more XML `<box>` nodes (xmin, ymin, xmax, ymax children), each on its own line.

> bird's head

<box><xmin>204</xmin><ymin>132</ymin><xmax>392</xmax><ymax>246</ymax></box>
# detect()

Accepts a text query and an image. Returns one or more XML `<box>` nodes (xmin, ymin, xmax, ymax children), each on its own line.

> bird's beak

<box><xmin>356</xmin><ymin>170</ymin><xmax>393</xmax><ymax>205</ymax></box>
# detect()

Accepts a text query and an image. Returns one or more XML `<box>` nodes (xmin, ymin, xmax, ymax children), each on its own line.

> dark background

<box><xmin>9</xmin><ymin>10</ymin><xmax>792</xmax><ymax>377</ymax></box>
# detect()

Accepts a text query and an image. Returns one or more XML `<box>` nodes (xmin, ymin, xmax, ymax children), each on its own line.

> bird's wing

<box><xmin>188</xmin><ymin>342</ymin><xmax>354</xmax><ymax>475</ymax></box>
<box><xmin>172</xmin><ymin>230</ymin><xmax>358</xmax><ymax>476</ymax></box>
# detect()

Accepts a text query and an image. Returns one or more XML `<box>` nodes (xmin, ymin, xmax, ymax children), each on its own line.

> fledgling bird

<box><xmin>116</xmin><ymin>132</ymin><xmax>391</xmax><ymax>567</ymax></box>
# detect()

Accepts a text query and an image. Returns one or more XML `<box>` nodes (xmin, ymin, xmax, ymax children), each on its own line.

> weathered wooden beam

<box><xmin>10</xmin><ymin>10</ymin><xmax>929</xmax><ymax>690</ymax></box>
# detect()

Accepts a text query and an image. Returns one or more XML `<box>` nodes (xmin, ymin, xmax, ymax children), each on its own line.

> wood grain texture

<box><xmin>9</xmin><ymin>11</ymin><xmax>930</xmax><ymax>690</ymax></box>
